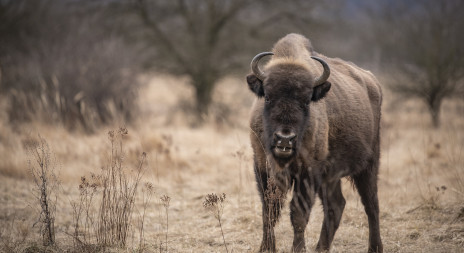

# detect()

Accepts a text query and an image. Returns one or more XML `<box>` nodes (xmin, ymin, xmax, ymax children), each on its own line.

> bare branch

<box><xmin>134</xmin><ymin>0</ymin><xmax>192</xmax><ymax>75</ymax></box>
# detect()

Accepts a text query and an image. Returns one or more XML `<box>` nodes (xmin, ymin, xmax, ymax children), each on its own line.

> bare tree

<box><xmin>133</xmin><ymin>0</ymin><xmax>250</xmax><ymax>119</ymax></box>
<box><xmin>366</xmin><ymin>0</ymin><xmax>464</xmax><ymax>127</ymax></box>
<box><xmin>123</xmin><ymin>0</ymin><xmax>322</xmax><ymax>122</ymax></box>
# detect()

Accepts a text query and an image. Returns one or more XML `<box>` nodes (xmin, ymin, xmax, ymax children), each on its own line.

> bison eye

<box><xmin>265</xmin><ymin>96</ymin><xmax>271</xmax><ymax>104</ymax></box>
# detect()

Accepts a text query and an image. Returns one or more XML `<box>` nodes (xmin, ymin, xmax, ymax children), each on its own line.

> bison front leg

<box><xmin>254</xmin><ymin>166</ymin><xmax>286</xmax><ymax>252</ymax></box>
<box><xmin>290</xmin><ymin>176</ymin><xmax>316</xmax><ymax>252</ymax></box>
<box><xmin>260</xmin><ymin>195</ymin><xmax>283</xmax><ymax>252</ymax></box>
<box><xmin>316</xmin><ymin>179</ymin><xmax>346</xmax><ymax>252</ymax></box>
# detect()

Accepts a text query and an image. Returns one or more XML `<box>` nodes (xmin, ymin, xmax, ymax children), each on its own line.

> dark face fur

<box><xmin>247</xmin><ymin>63</ymin><xmax>331</xmax><ymax>165</ymax></box>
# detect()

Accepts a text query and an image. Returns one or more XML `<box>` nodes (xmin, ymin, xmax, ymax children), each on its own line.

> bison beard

<box><xmin>247</xmin><ymin>34</ymin><xmax>383</xmax><ymax>253</ymax></box>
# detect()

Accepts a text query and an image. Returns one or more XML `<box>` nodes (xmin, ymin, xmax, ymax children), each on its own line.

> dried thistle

<box><xmin>108</xmin><ymin>130</ymin><xmax>115</xmax><ymax>141</ymax></box>
<box><xmin>118</xmin><ymin>127</ymin><xmax>128</xmax><ymax>136</ymax></box>
<box><xmin>161</xmin><ymin>195</ymin><xmax>171</xmax><ymax>208</ymax></box>
<box><xmin>79</xmin><ymin>176</ymin><xmax>88</xmax><ymax>191</ymax></box>
<box><xmin>203</xmin><ymin>193</ymin><xmax>226</xmax><ymax>219</ymax></box>
<box><xmin>203</xmin><ymin>193</ymin><xmax>228</xmax><ymax>253</ymax></box>
<box><xmin>143</xmin><ymin>182</ymin><xmax>154</xmax><ymax>195</ymax></box>
<box><xmin>90</xmin><ymin>172</ymin><xmax>102</xmax><ymax>189</ymax></box>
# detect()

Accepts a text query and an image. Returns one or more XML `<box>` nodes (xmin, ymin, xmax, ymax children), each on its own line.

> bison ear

<box><xmin>246</xmin><ymin>74</ymin><xmax>264</xmax><ymax>97</ymax></box>
<box><xmin>311</xmin><ymin>81</ymin><xmax>331</xmax><ymax>101</ymax></box>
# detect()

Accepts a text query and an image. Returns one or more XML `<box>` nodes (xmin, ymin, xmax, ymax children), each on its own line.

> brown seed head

<box><xmin>161</xmin><ymin>195</ymin><xmax>171</xmax><ymax>208</ymax></box>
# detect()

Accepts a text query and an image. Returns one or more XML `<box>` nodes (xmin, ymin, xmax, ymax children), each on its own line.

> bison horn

<box><xmin>311</xmin><ymin>56</ymin><xmax>330</xmax><ymax>86</ymax></box>
<box><xmin>251</xmin><ymin>52</ymin><xmax>274</xmax><ymax>81</ymax></box>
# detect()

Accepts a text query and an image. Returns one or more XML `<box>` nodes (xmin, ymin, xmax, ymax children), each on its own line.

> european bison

<box><xmin>246</xmin><ymin>34</ymin><xmax>383</xmax><ymax>252</ymax></box>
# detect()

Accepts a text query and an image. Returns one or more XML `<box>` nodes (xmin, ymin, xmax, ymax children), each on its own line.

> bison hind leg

<box><xmin>352</xmin><ymin>169</ymin><xmax>383</xmax><ymax>253</ymax></box>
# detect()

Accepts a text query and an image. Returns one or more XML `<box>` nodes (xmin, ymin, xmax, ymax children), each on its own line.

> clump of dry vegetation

<box><xmin>96</xmin><ymin>128</ymin><xmax>146</xmax><ymax>247</ymax></box>
<box><xmin>26</xmin><ymin>135</ymin><xmax>60</xmax><ymax>247</ymax></box>
<box><xmin>70</xmin><ymin>128</ymin><xmax>149</xmax><ymax>250</ymax></box>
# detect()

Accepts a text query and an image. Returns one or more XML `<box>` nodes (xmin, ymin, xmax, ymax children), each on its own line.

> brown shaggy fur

<box><xmin>247</xmin><ymin>34</ymin><xmax>383</xmax><ymax>253</ymax></box>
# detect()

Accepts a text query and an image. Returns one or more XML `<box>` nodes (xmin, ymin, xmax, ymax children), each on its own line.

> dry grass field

<box><xmin>1</xmin><ymin>74</ymin><xmax>463</xmax><ymax>252</ymax></box>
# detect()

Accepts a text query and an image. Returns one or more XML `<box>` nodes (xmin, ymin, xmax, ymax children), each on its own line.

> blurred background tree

<box><xmin>118</xmin><ymin>0</ymin><xmax>331</xmax><ymax>123</ymax></box>
<box><xmin>361</xmin><ymin>0</ymin><xmax>464</xmax><ymax>127</ymax></box>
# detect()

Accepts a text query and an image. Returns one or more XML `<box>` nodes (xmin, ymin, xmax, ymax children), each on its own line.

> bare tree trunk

<box><xmin>192</xmin><ymin>73</ymin><xmax>216</xmax><ymax>122</ymax></box>
<box><xmin>426</xmin><ymin>96</ymin><xmax>442</xmax><ymax>128</ymax></box>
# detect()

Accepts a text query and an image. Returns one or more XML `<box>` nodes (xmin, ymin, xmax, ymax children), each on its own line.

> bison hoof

<box><xmin>315</xmin><ymin>245</ymin><xmax>330</xmax><ymax>253</ymax></box>
<box><xmin>259</xmin><ymin>242</ymin><xmax>276</xmax><ymax>253</ymax></box>
<box><xmin>292</xmin><ymin>245</ymin><xmax>306</xmax><ymax>253</ymax></box>
<box><xmin>368</xmin><ymin>245</ymin><xmax>383</xmax><ymax>253</ymax></box>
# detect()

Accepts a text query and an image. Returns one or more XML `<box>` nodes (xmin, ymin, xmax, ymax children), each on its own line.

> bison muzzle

<box><xmin>247</xmin><ymin>34</ymin><xmax>383</xmax><ymax>253</ymax></box>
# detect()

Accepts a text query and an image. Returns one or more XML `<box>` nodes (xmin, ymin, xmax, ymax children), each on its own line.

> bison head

<box><xmin>247</xmin><ymin>52</ymin><xmax>331</xmax><ymax>165</ymax></box>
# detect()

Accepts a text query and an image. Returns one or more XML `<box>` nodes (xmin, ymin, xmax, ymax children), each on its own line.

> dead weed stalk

<box><xmin>160</xmin><ymin>194</ymin><xmax>171</xmax><ymax>252</ymax></box>
<box><xmin>26</xmin><ymin>135</ymin><xmax>60</xmax><ymax>246</ymax></box>
<box><xmin>203</xmin><ymin>193</ymin><xmax>228</xmax><ymax>253</ymax></box>
<box><xmin>138</xmin><ymin>182</ymin><xmax>155</xmax><ymax>252</ymax></box>
<box><xmin>70</xmin><ymin>174</ymin><xmax>99</xmax><ymax>247</ymax></box>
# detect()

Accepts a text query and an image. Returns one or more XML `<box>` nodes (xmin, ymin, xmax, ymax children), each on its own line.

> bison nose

<box><xmin>274</xmin><ymin>131</ymin><xmax>296</xmax><ymax>148</ymax></box>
